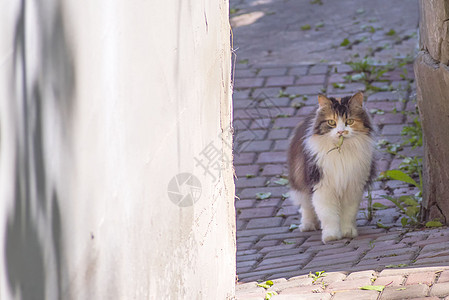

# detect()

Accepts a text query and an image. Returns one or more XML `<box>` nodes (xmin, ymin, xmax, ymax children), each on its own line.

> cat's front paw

<box><xmin>321</xmin><ymin>229</ymin><xmax>342</xmax><ymax>244</ymax></box>
<box><xmin>341</xmin><ymin>226</ymin><xmax>358</xmax><ymax>239</ymax></box>
<box><xmin>300</xmin><ymin>222</ymin><xmax>318</xmax><ymax>232</ymax></box>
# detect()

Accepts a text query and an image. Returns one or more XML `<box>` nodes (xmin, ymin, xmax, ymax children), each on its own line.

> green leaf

<box><xmin>245</xmin><ymin>174</ymin><xmax>255</xmax><ymax>178</ymax></box>
<box><xmin>385</xmin><ymin>263</ymin><xmax>407</xmax><ymax>268</ymax></box>
<box><xmin>350</xmin><ymin>73</ymin><xmax>366</xmax><ymax>81</ymax></box>
<box><xmin>401</xmin><ymin>217</ymin><xmax>408</xmax><ymax>227</ymax></box>
<box><xmin>282</xmin><ymin>193</ymin><xmax>290</xmax><ymax>199</ymax></box>
<box><xmin>315</xmin><ymin>22</ymin><xmax>325</xmax><ymax>28</ymax></box>
<box><xmin>383</xmin><ymin>170</ymin><xmax>419</xmax><ymax>187</ymax></box>
<box><xmin>340</xmin><ymin>38</ymin><xmax>350</xmax><ymax>47</ymax></box>
<box><xmin>257</xmin><ymin>280</ymin><xmax>274</xmax><ymax>289</ymax></box>
<box><xmin>332</xmin><ymin>83</ymin><xmax>345</xmax><ymax>89</ymax></box>
<box><xmin>301</xmin><ymin>24</ymin><xmax>311</xmax><ymax>30</ymax></box>
<box><xmin>399</xmin><ymin>195</ymin><xmax>418</xmax><ymax>206</ymax></box>
<box><xmin>373</xmin><ymin>202</ymin><xmax>388</xmax><ymax>210</ymax></box>
<box><xmin>265</xmin><ymin>291</ymin><xmax>278</xmax><ymax>300</ymax></box>
<box><xmin>425</xmin><ymin>220</ymin><xmax>443</xmax><ymax>228</ymax></box>
<box><xmin>356</xmin><ymin>8</ymin><xmax>365</xmax><ymax>14</ymax></box>
<box><xmin>256</xmin><ymin>192</ymin><xmax>272</xmax><ymax>200</ymax></box>
<box><xmin>376</xmin><ymin>222</ymin><xmax>391</xmax><ymax>229</ymax></box>
<box><xmin>360</xmin><ymin>285</ymin><xmax>385</xmax><ymax>292</ymax></box>
<box><xmin>289</xmin><ymin>224</ymin><xmax>299</xmax><ymax>231</ymax></box>
<box><xmin>274</xmin><ymin>178</ymin><xmax>289</xmax><ymax>186</ymax></box>
<box><xmin>291</xmin><ymin>101</ymin><xmax>305</xmax><ymax>109</ymax></box>
<box><xmin>282</xmin><ymin>240</ymin><xmax>295</xmax><ymax>245</ymax></box>
<box><xmin>385</xmin><ymin>29</ymin><xmax>396</xmax><ymax>36</ymax></box>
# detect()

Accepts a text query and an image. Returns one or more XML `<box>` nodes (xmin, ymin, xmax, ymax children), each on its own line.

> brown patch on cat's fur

<box><xmin>288</xmin><ymin>116</ymin><xmax>321</xmax><ymax>193</ymax></box>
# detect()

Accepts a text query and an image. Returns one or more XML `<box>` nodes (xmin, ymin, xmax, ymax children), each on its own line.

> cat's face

<box><xmin>313</xmin><ymin>92</ymin><xmax>372</xmax><ymax>141</ymax></box>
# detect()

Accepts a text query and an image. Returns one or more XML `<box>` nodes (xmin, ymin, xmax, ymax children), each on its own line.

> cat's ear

<box><xmin>349</xmin><ymin>92</ymin><xmax>364</xmax><ymax>107</ymax></box>
<box><xmin>318</xmin><ymin>94</ymin><xmax>331</xmax><ymax>108</ymax></box>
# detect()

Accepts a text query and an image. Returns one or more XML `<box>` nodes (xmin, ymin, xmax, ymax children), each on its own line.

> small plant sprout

<box><xmin>309</xmin><ymin>271</ymin><xmax>327</xmax><ymax>283</ymax></box>
<box><xmin>327</xmin><ymin>136</ymin><xmax>345</xmax><ymax>154</ymax></box>
<box><xmin>257</xmin><ymin>280</ymin><xmax>274</xmax><ymax>289</ymax></box>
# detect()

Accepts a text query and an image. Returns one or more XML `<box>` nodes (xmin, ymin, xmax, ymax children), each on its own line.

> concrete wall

<box><xmin>415</xmin><ymin>0</ymin><xmax>449</xmax><ymax>223</ymax></box>
<box><xmin>0</xmin><ymin>1</ymin><xmax>235</xmax><ymax>299</ymax></box>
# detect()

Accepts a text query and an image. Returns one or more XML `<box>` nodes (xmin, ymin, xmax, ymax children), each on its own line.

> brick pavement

<box><xmin>231</xmin><ymin>0</ymin><xmax>449</xmax><ymax>299</ymax></box>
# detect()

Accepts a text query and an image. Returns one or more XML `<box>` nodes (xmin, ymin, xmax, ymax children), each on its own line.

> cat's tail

<box><xmin>288</xmin><ymin>189</ymin><xmax>309</xmax><ymax>207</ymax></box>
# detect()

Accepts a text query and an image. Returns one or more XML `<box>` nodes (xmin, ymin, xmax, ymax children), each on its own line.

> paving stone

<box><xmin>328</xmin><ymin>73</ymin><xmax>347</xmax><ymax>83</ymax></box>
<box><xmin>258</xmin><ymin>243</ymin><xmax>298</xmax><ymax>254</ymax></box>
<box><xmin>366</xmin><ymin>101</ymin><xmax>403</xmax><ymax>112</ymax></box>
<box><xmin>380</xmin><ymin>284</ymin><xmax>429</xmax><ymax>300</ymax></box>
<box><xmin>304</xmin><ymin>252</ymin><xmax>361</xmax><ymax>270</ymax></box>
<box><xmin>356</xmin><ymin>253</ymin><xmax>415</xmax><ymax>268</ymax></box>
<box><xmin>327</xmin><ymin>82</ymin><xmax>366</xmax><ymax>94</ymax></box>
<box><xmin>405</xmin><ymin>271</ymin><xmax>436</xmax><ymax>286</ymax></box>
<box><xmin>273</xmin><ymin>139</ymin><xmax>289</xmax><ymax>151</ymax></box>
<box><xmin>438</xmin><ymin>271</ymin><xmax>449</xmax><ymax>283</ymax></box>
<box><xmin>257</xmin><ymin>151</ymin><xmax>287</xmax><ymax>163</ymax></box>
<box><xmin>315</xmin><ymin>272</ymin><xmax>348</xmax><ymax>285</ymax></box>
<box><xmin>295</xmin><ymin>75</ymin><xmax>326</xmax><ymax>85</ymax></box>
<box><xmin>374</xmin><ymin>113</ymin><xmax>404</xmax><ymax>124</ymax></box>
<box><xmin>326</xmin><ymin>278</ymin><xmax>373</xmax><ymax>292</ymax></box>
<box><xmin>374</xmin><ymin>275</ymin><xmax>405</xmax><ymax>287</ymax></box>
<box><xmin>247</xmin><ymin>217</ymin><xmax>284</xmax><ymax>229</ymax></box>
<box><xmin>272</xmin><ymin>294</ymin><xmax>331</xmax><ymax>300</ymax></box>
<box><xmin>261</xmin><ymin>164</ymin><xmax>286</xmax><ymax>176</ymax></box>
<box><xmin>309</xmin><ymin>64</ymin><xmax>328</xmax><ymax>75</ymax></box>
<box><xmin>240</xmin><ymin>186</ymin><xmax>287</xmax><ymax>199</ymax></box>
<box><xmin>242</xmin><ymin>140</ymin><xmax>273</xmax><ymax>152</ymax></box>
<box><xmin>234</xmin><ymin>89</ymin><xmax>252</xmax><ymax>99</ymax></box>
<box><xmin>413</xmin><ymin>256</ymin><xmax>449</xmax><ymax>266</ymax></box>
<box><xmin>368</xmin><ymin>91</ymin><xmax>404</xmax><ymax>101</ymax></box>
<box><xmin>381</xmin><ymin>124</ymin><xmax>405</xmax><ymax>136</ymax></box>
<box><xmin>264</xmin><ymin>248</ymin><xmax>306</xmax><ymax>259</ymax></box>
<box><xmin>236</xmin><ymin>199</ymin><xmax>256</xmax><ymax>209</ymax></box>
<box><xmin>285</xmin><ymin>85</ymin><xmax>324</xmax><ymax>95</ymax></box>
<box><xmin>235</xmin><ymin>292</ymin><xmax>265</xmax><ymax>300</ymax></box>
<box><xmin>416</xmin><ymin>249</ymin><xmax>449</xmax><ymax>260</ymax></box>
<box><xmin>273</xmin><ymin>116</ymin><xmax>302</xmax><ymax>128</ymax></box>
<box><xmin>280</xmin><ymin>285</ymin><xmax>325</xmax><ymax>294</ymax></box>
<box><xmin>379</xmin><ymin>267</ymin><xmax>449</xmax><ymax>277</ymax></box>
<box><xmin>235</xmin><ymin>165</ymin><xmax>260</xmax><ymax>177</ymax></box>
<box><xmin>236</xmin><ymin>177</ymin><xmax>269</xmax><ymax>189</ymax></box>
<box><xmin>237</xmin><ymin>253</ymin><xmax>263</xmax><ymax>263</ymax></box>
<box><xmin>258</xmin><ymin>67</ymin><xmax>288</xmax><ymax>77</ymax></box>
<box><xmin>430</xmin><ymin>282</ymin><xmax>449</xmax><ymax>298</ymax></box>
<box><xmin>363</xmin><ymin>247</ymin><xmax>419</xmax><ymax>260</ymax></box>
<box><xmin>257</xmin><ymin>253</ymin><xmax>313</xmax><ymax>268</ymax></box>
<box><xmin>288</xmin><ymin>66</ymin><xmax>309</xmax><ymax>76</ymax></box>
<box><xmin>266</xmin><ymin>76</ymin><xmax>295</xmax><ymax>87</ymax></box>
<box><xmin>234</xmin><ymin>152</ymin><xmax>256</xmax><ymax>165</ymax></box>
<box><xmin>238</xmin><ymin>207</ymin><xmax>275</xmax><ymax>219</ymax></box>
<box><xmin>345</xmin><ymin>270</ymin><xmax>376</xmax><ymax>281</ymax></box>
<box><xmin>268</xmin><ymin>128</ymin><xmax>291</xmax><ymax>140</ymax></box>
<box><xmin>332</xmin><ymin>290</ymin><xmax>379</xmax><ymax>300</ymax></box>
<box><xmin>255</xmin><ymin>198</ymin><xmax>281</xmax><ymax>208</ymax></box>
<box><xmin>235</xmin><ymin>77</ymin><xmax>265</xmax><ymax>88</ymax></box>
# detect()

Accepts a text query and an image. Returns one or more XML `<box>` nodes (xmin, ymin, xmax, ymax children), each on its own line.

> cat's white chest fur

<box><xmin>306</xmin><ymin>134</ymin><xmax>374</xmax><ymax>198</ymax></box>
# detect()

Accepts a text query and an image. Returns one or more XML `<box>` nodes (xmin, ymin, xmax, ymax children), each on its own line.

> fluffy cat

<box><xmin>288</xmin><ymin>92</ymin><xmax>375</xmax><ymax>244</ymax></box>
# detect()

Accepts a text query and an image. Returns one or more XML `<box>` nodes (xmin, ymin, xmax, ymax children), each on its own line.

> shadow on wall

<box><xmin>4</xmin><ymin>0</ymin><xmax>74</xmax><ymax>298</ymax></box>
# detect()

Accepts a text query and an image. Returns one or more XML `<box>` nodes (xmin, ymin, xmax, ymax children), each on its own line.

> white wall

<box><xmin>0</xmin><ymin>1</ymin><xmax>235</xmax><ymax>299</ymax></box>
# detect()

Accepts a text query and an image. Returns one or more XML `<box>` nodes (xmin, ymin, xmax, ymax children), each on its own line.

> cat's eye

<box><xmin>327</xmin><ymin>119</ymin><xmax>336</xmax><ymax>127</ymax></box>
<box><xmin>346</xmin><ymin>119</ymin><xmax>355</xmax><ymax>125</ymax></box>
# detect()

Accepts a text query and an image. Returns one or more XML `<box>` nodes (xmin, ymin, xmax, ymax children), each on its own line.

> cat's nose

<box><xmin>337</xmin><ymin>130</ymin><xmax>345</xmax><ymax>136</ymax></box>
